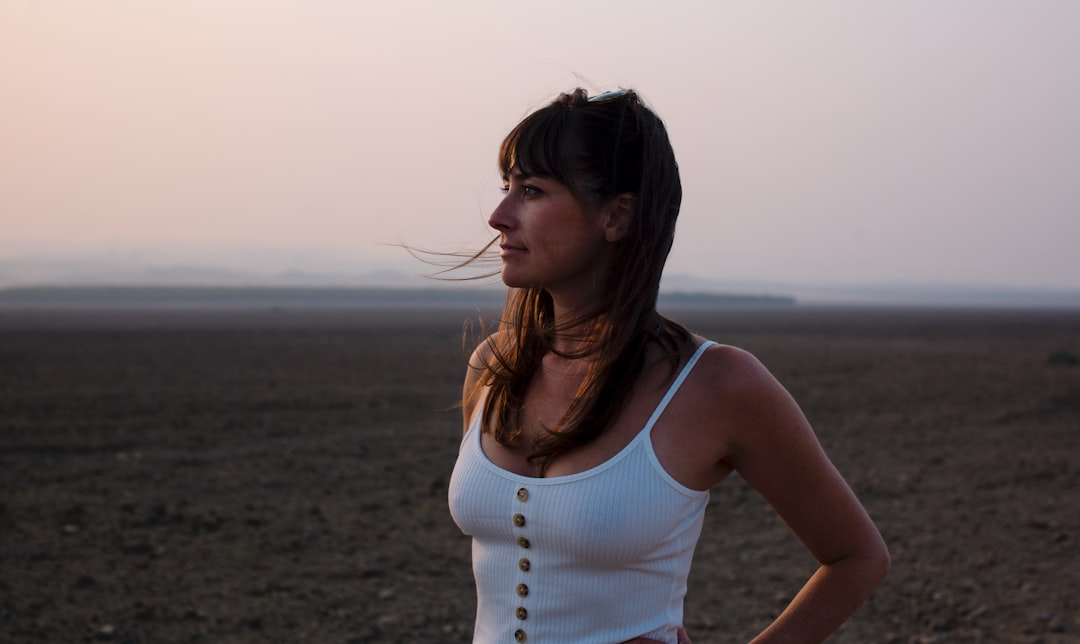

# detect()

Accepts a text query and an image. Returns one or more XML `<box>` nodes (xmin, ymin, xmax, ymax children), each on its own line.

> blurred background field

<box><xmin>1</xmin><ymin>306</ymin><xmax>1077</xmax><ymax>643</ymax></box>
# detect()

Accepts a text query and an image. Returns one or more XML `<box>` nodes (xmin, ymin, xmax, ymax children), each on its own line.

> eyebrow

<box><xmin>507</xmin><ymin>170</ymin><xmax>552</xmax><ymax>183</ymax></box>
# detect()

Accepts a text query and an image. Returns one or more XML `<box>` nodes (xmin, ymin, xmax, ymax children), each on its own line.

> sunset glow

<box><xmin>2</xmin><ymin>1</ymin><xmax>1078</xmax><ymax>292</ymax></box>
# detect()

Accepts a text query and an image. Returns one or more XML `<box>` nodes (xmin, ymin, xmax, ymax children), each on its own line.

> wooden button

<box><xmin>516</xmin><ymin>583</ymin><xmax>528</xmax><ymax>597</ymax></box>
<box><xmin>513</xmin><ymin>513</ymin><xmax>526</xmax><ymax>528</ymax></box>
<box><xmin>517</xmin><ymin>537</ymin><xmax>531</xmax><ymax>549</ymax></box>
<box><xmin>516</xmin><ymin>488</ymin><xmax>529</xmax><ymax>502</ymax></box>
<box><xmin>516</xmin><ymin>606</ymin><xmax>528</xmax><ymax>620</ymax></box>
<box><xmin>515</xmin><ymin>629</ymin><xmax>527</xmax><ymax>642</ymax></box>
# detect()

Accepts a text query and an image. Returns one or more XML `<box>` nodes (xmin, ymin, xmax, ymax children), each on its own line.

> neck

<box><xmin>545</xmin><ymin>268</ymin><xmax>611</xmax><ymax>353</ymax></box>
<box><xmin>547</xmin><ymin>293</ymin><xmax>604</xmax><ymax>356</ymax></box>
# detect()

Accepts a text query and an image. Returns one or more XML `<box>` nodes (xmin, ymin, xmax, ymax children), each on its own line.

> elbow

<box><xmin>840</xmin><ymin>531</ymin><xmax>890</xmax><ymax>591</ymax></box>
<box><xmin>877</xmin><ymin>547</ymin><xmax>891</xmax><ymax>585</ymax></box>
<box><xmin>822</xmin><ymin>533</ymin><xmax>890</xmax><ymax>592</ymax></box>
<box><xmin>867</xmin><ymin>534</ymin><xmax>891</xmax><ymax>587</ymax></box>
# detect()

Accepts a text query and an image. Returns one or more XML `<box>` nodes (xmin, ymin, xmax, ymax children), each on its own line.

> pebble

<box><xmin>964</xmin><ymin>605</ymin><xmax>988</xmax><ymax>621</ymax></box>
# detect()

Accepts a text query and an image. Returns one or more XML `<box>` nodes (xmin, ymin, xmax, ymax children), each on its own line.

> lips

<box><xmin>499</xmin><ymin>243</ymin><xmax>526</xmax><ymax>257</ymax></box>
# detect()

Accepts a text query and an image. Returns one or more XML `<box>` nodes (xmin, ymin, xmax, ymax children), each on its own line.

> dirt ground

<box><xmin>1</xmin><ymin>306</ymin><xmax>1077</xmax><ymax>643</ymax></box>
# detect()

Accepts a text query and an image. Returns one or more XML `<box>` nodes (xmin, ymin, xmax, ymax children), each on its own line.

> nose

<box><xmin>488</xmin><ymin>193</ymin><xmax>516</xmax><ymax>232</ymax></box>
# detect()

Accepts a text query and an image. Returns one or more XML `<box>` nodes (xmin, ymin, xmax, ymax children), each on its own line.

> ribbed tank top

<box><xmin>448</xmin><ymin>341</ymin><xmax>715</xmax><ymax>644</ymax></box>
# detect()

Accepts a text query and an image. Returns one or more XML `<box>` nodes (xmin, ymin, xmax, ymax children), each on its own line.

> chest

<box><xmin>449</xmin><ymin>434</ymin><xmax>708</xmax><ymax>566</ymax></box>
<box><xmin>484</xmin><ymin>359</ymin><xmax>672</xmax><ymax>478</ymax></box>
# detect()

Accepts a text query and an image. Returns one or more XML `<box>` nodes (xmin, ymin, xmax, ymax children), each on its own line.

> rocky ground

<box><xmin>1</xmin><ymin>307</ymin><xmax>1077</xmax><ymax>642</ymax></box>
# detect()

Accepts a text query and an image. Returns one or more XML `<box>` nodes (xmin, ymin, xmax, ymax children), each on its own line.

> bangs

<box><xmin>498</xmin><ymin>106</ymin><xmax>573</xmax><ymax>186</ymax></box>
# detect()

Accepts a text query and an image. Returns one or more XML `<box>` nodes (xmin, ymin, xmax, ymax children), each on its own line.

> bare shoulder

<box><xmin>643</xmin><ymin>338</ymin><xmax>788</xmax><ymax>488</ymax></box>
<box><xmin>692</xmin><ymin>338</ymin><xmax>831</xmax><ymax>477</ymax></box>
<box><xmin>462</xmin><ymin>332</ymin><xmax>500</xmax><ymax>435</ymax></box>
<box><xmin>679</xmin><ymin>339</ymin><xmax>806</xmax><ymax>463</ymax></box>
<box><xmin>686</xmin><ymin>339</ymin><xmax>787</xmax><ymax>413</ymax></box>
<box><xmin>693</xmin><ymin>340</ymin><xmax>775</xmax><ymax>388</ymax></box>
<box><xmin>467</xmin><ymin>332</ymin><xmax>499</xmax><ymax>370</ymax></box>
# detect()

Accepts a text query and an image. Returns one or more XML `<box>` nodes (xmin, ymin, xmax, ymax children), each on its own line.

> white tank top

<box><xmin>448</xmin><ymin>341</ymin><xmax>715</xmax><ymax>643</ymax></box>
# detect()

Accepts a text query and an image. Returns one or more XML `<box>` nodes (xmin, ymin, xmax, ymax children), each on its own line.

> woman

<box><xmin>447</xmin><ymin>88</ymin><xmax>889</xmax><ymax>643</ymax></box>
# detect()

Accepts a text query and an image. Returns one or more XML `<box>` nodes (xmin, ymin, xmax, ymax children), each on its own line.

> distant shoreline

<box><xmin>0</xmin><ymin>286</ymin><xmax>796</xmax><ymax>310</ymax></box>
<box><xmin>4</xmin><ymin>285</ymin><xmax>1080</xmax><ymax>311</ymax></box>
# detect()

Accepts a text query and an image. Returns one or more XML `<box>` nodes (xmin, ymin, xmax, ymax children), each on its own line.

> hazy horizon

<box><xmin>3</xmin><ymin>2</ymin><xmax>1079</xmax><ymax>293</ymax></box>
<box><xmin>3</xmin><ymin>242</ymin><xmax>1080</xmax><ymax>308</ymax></box>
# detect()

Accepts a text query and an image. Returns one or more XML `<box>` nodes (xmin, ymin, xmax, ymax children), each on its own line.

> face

<box><xmin>488</xmin><ymin>171</ymin><xmax>612</xmax><ymax>302</ymax></box>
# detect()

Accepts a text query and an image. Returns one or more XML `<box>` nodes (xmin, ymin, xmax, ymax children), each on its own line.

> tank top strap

<box><xmin>641</xmin><ymin>340</ymin><xmax>716</xmax><ymax>434</ymax></box>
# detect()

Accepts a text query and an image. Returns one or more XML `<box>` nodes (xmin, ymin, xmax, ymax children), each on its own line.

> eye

<box><xmin>522</xmin><ymin>184</ymin><xmax>541</xmax><ymax>197</ymax></box>
<box><xmin>499</xmin><ymin>184</ymin><xmax>510</xmax><ymax>194</ymax></box>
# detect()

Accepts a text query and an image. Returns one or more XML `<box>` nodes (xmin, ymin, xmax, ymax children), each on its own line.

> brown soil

<box><xmin>1</xmin><ymin>307</ymin><xmax>1077</xmax><ymax>643</ymax></box>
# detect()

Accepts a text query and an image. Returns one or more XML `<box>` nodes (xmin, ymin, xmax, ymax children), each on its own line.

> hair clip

<box><xmin>588</xmin><ymin>89</ymin><xmax>633</xmax><ymax>104</ymax></box>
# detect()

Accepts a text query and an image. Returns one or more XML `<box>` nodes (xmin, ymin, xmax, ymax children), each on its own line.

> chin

<box><xmin>501</xmin><ymin>277</ymin><xmax>530</xmax><ymax>289</ymax></box>
<box><xmin>499</xmin><ymin>270</ymin><xmax>530</xmax><ymax>289</ymax></box>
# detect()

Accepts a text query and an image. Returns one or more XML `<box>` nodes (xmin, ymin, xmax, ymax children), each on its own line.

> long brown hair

<box><xmin>474</xmin><ymin>88</ymin><xmax>690</xmax><ymax>473</ymax></box>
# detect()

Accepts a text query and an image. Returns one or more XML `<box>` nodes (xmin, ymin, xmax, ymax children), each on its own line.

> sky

<box><xmin>2</xmin><ymin>1</ymin><xmax>1079</xmax><ymax>291</ymax></box>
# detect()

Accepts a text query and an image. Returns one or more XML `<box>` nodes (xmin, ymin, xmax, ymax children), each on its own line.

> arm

<box><xmin>713</xmin><ymin>348</ymin><xmax>890</xmax><ymax>643</ymax></box>
<box><xmin>461</xmin><ymin>333</ymin><xmax>497</xmax><ymax>435</ymax></box>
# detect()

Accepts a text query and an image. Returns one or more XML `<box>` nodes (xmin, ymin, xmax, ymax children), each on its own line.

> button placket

<box><xmin>512</xmin><ymin>486</ymin><xmax>532</xmax><ymax>638</ymax></box>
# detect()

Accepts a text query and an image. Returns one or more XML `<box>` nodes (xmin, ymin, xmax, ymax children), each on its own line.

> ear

<box><xmin>600</xmin><ymin>193</ymin><xmax>635</xmax><ymax>242</ymax></box>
